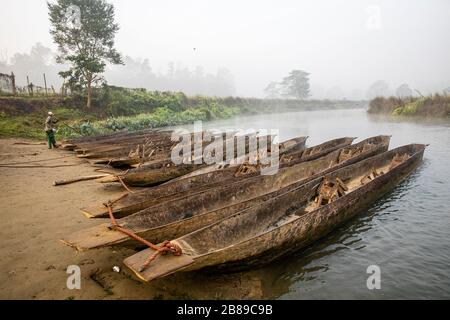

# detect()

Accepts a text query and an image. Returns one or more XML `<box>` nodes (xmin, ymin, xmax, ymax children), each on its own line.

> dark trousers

<box><xmin>46</xmin><ymin>131</ymin><xmax>57</xmax><ymax>149</ymax></box>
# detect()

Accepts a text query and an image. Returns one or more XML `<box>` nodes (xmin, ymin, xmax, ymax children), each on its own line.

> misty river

<box><xmin>175</xmin><ymin>108</ymin><xmax>450</xmax><ymax>299</ymax></box>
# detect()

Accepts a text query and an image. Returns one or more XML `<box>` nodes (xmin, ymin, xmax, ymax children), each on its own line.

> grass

<box><xmin>0</xmin><ymin>107</ymin><xmax>97</xmax><ymax>139</ymax></box>
<box><xmin>0</xmin><ymin>85</ymin><xmax>365</xmax><ymax>140</ymax></box>
<box><xmin>368</xmin><ymin>94</ymin><xmax>450</xmax><ymax>118</ymax></box>
<box><xmin>392</xmin><ymin>98</ymin><xmax>425</xmax><ymax>116</ymax></box>
<box><xmin>0</xmin><ymin>105</ymin><xmax>241</xmax><ymax>140</ymax></box>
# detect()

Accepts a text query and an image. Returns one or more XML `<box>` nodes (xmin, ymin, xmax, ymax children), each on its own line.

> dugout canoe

<box><xmin>62</xmin><ymin>136</ymin><xmax>390</xmax><ymax>250</ymax></box>
<box><xmin>81</xmin><ymin>136</ymin><xmax>352</xmax><ymax>218</ymax></box>
<box><xmin>163</xmin><ymin>135</ymin><xmax>309</xmax><ymax>182</ymax></box>
<box><xmin>123</xmin><ymin>143</ymin><xmax>426</xmax><ymax>282</ymax></box>
<box><xmin>70</xmin><ymin>130</ymin><xmax>173</xmax><ymax>154</ymax></box>
<box><xmin>60</xmin><ymin>129</ymin><xmax>168</xmax><ymax>150</ymax></box>
<box><xmin>75</xmin><ymin>131</ymin><xmax>236</xmax><ymax>161</ymax></box>
<box><xmin>105</xmin><ymin>131</ymin><xmax>268</xmax><ymax>168</ymax></box>
<box><xmin>96</xmin><ymin>135</ymin><xmax>304</xmax><ymax>187</ymax></box>
<box><xmin>67</xmin><ymin>128</ymin><xmax>170</xmax><ymax>146</ymax></box>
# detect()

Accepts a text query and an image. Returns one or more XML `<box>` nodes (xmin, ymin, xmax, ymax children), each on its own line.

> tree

<box><xmin>366</xmin><ymin>80</ymin><xmax>390</xmax><ymax>99</ymax></box>
<box><xmin>396</xmin><ymin>83</ymin><xmax>413</xmax><ymax>98</ymax></box>
<box><xmin>280</xmin><ymin>70</ymin><xmax>310</xmax><ymax>99</ymax></box>
<box><xmin>48</xmin><ymin>0</ymin><xmax>123</xmax><ymax>108</ymax></box>
<box><xmin>263</xmin><ymin>81</ymin><xmax>280</xmax><ymax>99</ymax></box>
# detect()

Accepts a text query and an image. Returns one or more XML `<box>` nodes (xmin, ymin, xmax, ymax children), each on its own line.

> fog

<box><xmin>1</xmin><ymin>0</ymin><xmax>449</xmax><ymax>98</ymax></box>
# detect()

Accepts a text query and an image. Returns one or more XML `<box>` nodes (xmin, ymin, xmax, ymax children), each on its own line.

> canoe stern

<box><xmin>124</xmin><ymin>247</ymin><xmax>195</xmax><ymax>282</ymax></box>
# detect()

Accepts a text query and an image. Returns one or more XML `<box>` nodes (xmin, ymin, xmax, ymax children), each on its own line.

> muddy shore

<box><xmin>0</xmin><ymin>138</ymin><xmax>270</xmax><ymax>300</ymax></box>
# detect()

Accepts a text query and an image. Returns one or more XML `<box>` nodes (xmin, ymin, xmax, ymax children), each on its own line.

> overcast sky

<box><xmin>1</xmin><ymin>0</ymin><xmax>449</xmax><ymax>97</ymax></box>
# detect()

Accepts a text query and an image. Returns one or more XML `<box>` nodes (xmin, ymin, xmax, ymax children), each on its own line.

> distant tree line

<box><xmin>0</xmin><ymin>44</ymin><xmax>236</xmax><ymax>99</ymax></box>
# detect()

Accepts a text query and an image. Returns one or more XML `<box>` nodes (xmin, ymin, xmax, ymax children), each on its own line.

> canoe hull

<box><xmin>123</xmin><ymin>144</ymin><xmax>425</xmax><ymax>281</ymax></box>
<box><xmin>185</xmin><ymin>145</ymin><xmax>425</xmax><ymax>273</ymax></box>
<box><xmin>82</xmin><ymin>137</ymin><xmax>353</xmax><ymax>218</ymax></box>
<box><xmin>121</xmin><ymin>136</ymin><xmax>389</xmax><ymax>243</ymax></box>
<box><xmin>116</xmin><ymin>136</ymin><xmax>305</xmax><ymax>186</ymax></box>
<box><xmin>65</xmin><ymin>137</ymin><xmax>390</xmax><ymax>251</ymax></box>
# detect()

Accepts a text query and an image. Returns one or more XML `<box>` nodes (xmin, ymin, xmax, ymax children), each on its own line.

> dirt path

<box><xmin>0</xmin><ymin>138</ymin><xmax>269</xmax><ymax>300</ymax></box>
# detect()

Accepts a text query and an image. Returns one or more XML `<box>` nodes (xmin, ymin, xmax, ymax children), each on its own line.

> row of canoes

<box><xmin>63</xmin><ymin>130</ymin><xmax>298</xmax><ymax>171</ymax></box>
<box><xmin>80</xmin><ymin>135</ymin><xmax>353</xmax><ymax>218</ymax></box>
<box><xmin>61</xmin><ymin>132</ymin><xmax>426</xmax><ymax>282</ymax></box>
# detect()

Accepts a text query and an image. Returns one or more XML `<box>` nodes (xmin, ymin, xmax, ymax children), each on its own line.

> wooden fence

<box><xmin>0</xmin><ymin>72</ymin><xmax>66</xmax><ymax>97</ymax></box>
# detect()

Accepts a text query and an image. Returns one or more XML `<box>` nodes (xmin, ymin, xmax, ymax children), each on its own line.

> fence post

<box><xmin>26</xmin><ymin>75</ymin><xmax>31</xmax><ymax>95</ymax></box>
<box><xmin>11</xmin><ymin>72</ymin><xmax>17</xmax><ymax>96</ymax></box>
<box><xmin>43</xmin><ymin>73</ymin><xmax>48</xmax><ymax>96</ymax></box>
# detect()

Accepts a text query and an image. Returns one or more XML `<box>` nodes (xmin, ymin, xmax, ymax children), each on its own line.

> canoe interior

<box><xmin>123</xmin><ymin>144</ymin><xmax>425</xmax><ymax>281</ymax></box>
<box><xmin>183</xmin><ymin>145</ymin><xmax>420</xmax><ymax>255</ymax></box>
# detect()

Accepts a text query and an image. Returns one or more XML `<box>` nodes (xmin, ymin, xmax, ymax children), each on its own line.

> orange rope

<box><xmin>104</xmin><ymin>203</ymin><xmax>182</xmax><ymax>272</ymax></box>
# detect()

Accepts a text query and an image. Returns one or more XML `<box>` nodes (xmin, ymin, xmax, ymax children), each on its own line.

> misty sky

<box><xmin>1</xmin><ymin>0</ymin><xmax>449</xmax><ymax>98</ymax></box>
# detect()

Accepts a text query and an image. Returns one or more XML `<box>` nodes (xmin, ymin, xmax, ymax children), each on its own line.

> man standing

<box><xmin>45</xmin><ymin>111</ymin><xmax>58</xmax><ymax>149</ymax></box>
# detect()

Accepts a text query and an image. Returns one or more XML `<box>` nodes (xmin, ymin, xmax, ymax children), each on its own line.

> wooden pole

<box><xmin>26</xmin><ymin>75</ymin><xmax>30</xmax><ymax>95</ymax></box>
<box><xmin>53</xmin><ymin>174</ymin><xmax>111</xmax><ymax>186</ymax></box>
<box><xmin>11</xmin><ymin>72</ymin><xmax>16</xmax><ymax>96</ymax></box>
<box><xmin>43</xmin><ymin>73</ymin><xmax>48</xmax><ymax>96</ymax></box>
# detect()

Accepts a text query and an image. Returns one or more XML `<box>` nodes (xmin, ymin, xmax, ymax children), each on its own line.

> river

<box><xmin>177</xmin><ymin>108</ymin><xmax>450</xmax><ymax>299</ymax></box>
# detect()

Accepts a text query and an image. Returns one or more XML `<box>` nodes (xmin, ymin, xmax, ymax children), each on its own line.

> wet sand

<box><xmin>0</xmin><ymin>138</ymin><xmax>269</xmax><ymax>300</ymax></box>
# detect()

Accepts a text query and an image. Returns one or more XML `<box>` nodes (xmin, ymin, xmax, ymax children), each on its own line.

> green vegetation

<box><xmin>57</xmin><ymin>105</ymin><xmax>240</xmax><ymax>138</ymax></box>
<box><xmin>0</xmin><ymin>86</ymin><xmax>365</xmax><ymax>140</ymax></box>
<box><xmin>392</xmin><ymin>98</ymin><xmax>425</xmax><ymax>116</ymax></box>
<box><xmin>368</xmin><ymin>94</ymin><xmax>450</xmax><ymax>118</ymax></box>
<box><xmin>0</xmin><ymin>104</ymin><xmax>239</xmax><ymax>140</ymax></box>
<box><xmin>0</xmin><ymin>107</ymin><xmax>91</xmax><ymax>139</ymax></box>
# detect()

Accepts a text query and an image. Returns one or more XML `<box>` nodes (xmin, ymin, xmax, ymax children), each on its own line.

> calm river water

<box><xmin>175</xmin><ymin>108</ymin><xmax>450</xmax><ymax>299</ymax></box>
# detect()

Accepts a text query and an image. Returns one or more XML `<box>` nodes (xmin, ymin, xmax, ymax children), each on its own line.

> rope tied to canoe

<box><xmin>139</xmin><ymin>240</ymin><xmax>183</xmax><ymax>272</ymax></box>
<box><xmin>104</xmin><ymin>202</ymin><xmax>182</xmax><ymax>272</ymax></box>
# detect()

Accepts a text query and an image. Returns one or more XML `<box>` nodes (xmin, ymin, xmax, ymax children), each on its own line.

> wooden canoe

<box><xmin>81</xmin><ymin>136</ymin><xmax>351</xmax><ymax>218</ymax></box>
<box><xmin>123</xmin><ymin>143</ymin><xmax>426</xmax><ymax>282</ymax></box>
<box><xmin>71</xmin><ymin>131</ymin><xmax>173</xmax><ymax>155</ymax></box>
<box><xmin>62</xmin><ymin>136</ymin><xmax>390</xmax><ymax>251</ymax></box>
<box><xmin>95</xmin><ymin>135</ymin><xmax>306</xmax><ymax>187</ymax></box>
<box><xmin>75</xmin><ymin>131</ymin><xmax>236</xmax><ymax>161</ymax></box>
<box><xmin>67</xmin><ymin>128</ymin><xmax>170</xmax><ymax>147</ymax></box>
<box><xmin>156</xmin><ymin>137</ymin><xmax>309</xmax><ymax>182</ymax></box>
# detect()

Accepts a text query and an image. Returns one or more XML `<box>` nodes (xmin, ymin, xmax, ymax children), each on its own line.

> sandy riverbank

<box><xmin>0</xmin><ymin>138</ymin><xmax>269</xmax><ymax>300</ymax></box>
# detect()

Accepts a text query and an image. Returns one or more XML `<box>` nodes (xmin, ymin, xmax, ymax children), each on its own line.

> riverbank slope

<box><xmin>367</xmin><ymin>95</ymin><xmax>450</xmax><ymax>118</ymax></box>
<box><xmin>0</xmin><ymin>86</ymin><xmax>365</xmax><ymax>140</ymax></box>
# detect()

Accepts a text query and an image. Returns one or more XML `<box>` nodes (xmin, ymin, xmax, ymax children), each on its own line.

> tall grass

<box><xmin>56</xmin><ymin>104</ymin><xmax>241</xmax><ymax>138</ymax></box>
<box><xmin>368</xmin><ymin>94</ymin><xmax>450</xmax><ymax>118</ymax></box>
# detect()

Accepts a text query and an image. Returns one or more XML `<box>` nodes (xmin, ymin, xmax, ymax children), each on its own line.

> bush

<box><xmin>368</xmin><ymin>94</ymin><xmax>450</xmax><ymax>118</ymax></box>
<box><xmin>68</xmin><ymin>104</ymin><xmax>241</xmax><ymax>135</ymax></box>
